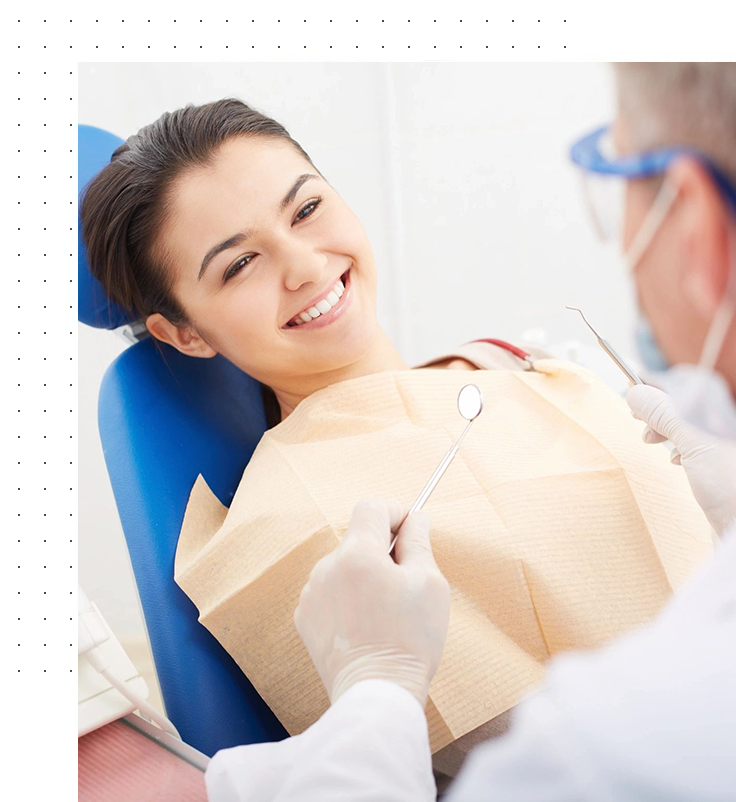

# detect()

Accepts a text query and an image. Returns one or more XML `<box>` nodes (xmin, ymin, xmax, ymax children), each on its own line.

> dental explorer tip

<box><xmin>566</xmin><ymin>306</ymin><xmax>597</xmax><ymax>335</ymax></box>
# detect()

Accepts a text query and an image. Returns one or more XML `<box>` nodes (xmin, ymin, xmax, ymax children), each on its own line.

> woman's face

<box><xmin>154</xmin><ymin>136</ymin><xmax>380</xmax><ymax>388</ymax></box>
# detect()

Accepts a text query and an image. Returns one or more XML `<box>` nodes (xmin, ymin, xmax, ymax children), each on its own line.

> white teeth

<box><xmin>290</xmin><ymin>276</ymin><xmax>348</xmax><ymax>326</ymax></box>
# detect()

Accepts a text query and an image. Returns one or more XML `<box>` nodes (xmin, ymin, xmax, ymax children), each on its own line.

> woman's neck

<box><xmin>274</xmin><ymin>329</ymin><xmax>409</xmax><ymax>420</ymax></box>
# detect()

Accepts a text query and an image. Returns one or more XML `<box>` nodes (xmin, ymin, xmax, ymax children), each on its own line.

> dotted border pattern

<box><xmin>10</xmin><ymin>15</ymin><xmax>577</xmax><ymax>785</ymax></box>
<box><xmin>15</xmin><ymin>6</ymin><xmax>730</xmax><ymax>800</ymax></box>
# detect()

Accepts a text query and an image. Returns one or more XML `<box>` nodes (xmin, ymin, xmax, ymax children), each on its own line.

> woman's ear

<box><xmin>145</xmin><ymin>313</ymin><xmax>218</xmax><ymax>358</ymax></box>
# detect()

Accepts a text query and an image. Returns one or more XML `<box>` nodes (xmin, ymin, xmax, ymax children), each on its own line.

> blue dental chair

<box><xmin>78</xmin><ymin>125</ymin><xmax>288</xmax><ymax>757</ymax></box>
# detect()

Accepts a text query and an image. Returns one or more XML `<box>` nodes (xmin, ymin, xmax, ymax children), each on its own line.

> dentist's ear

<box><xmin>671</xmin><ymin>158</ymin><xmax>733</xmax><ymax>319</ymax></box>
<box><xmin>145</xmin><ymin>312</ymin><xmax>218</xmax><ymax>358</ymax></box>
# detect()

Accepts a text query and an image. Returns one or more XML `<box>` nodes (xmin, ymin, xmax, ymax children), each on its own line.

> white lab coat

<box><xmin>206</xmin><ymin>525</ymin><xmax>736</xmax><ymax>802</ymax></box>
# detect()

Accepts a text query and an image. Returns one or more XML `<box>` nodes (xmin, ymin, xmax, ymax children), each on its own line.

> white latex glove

<box><xmin>627</xmin><ymin>384</ymin><xmax>736</xmax><ymax>537</ymax></box>
<box><xmin>294</xmin><ymin>499</ymin><xmax>451</xmax><ymax>708</ymax></box>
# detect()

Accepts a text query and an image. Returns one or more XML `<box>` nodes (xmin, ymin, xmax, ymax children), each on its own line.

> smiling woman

<box><xmin>80</xmin><ymin>98</ymin><xmax>405</xmax><ymax>423</ymax></box>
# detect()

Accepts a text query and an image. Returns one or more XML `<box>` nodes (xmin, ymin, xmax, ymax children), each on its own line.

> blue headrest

<box><xmin>99</xmin><ymin>338</ymin><xmax>285</xmax><ymax>753</ymax></box>
<box><xmin>78</xmin><ymin>124</ymin><xmax>136</xmax><ymax>329</ymax></box>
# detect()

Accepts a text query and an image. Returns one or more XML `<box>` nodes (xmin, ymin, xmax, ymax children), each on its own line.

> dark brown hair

<box><xmin>80</xmin><ymin>97</ymin><xmax>316</xmax><ymax>326</ymax></box>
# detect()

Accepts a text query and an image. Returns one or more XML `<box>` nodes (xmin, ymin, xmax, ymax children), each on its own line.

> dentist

<box><xmin>206</xmin><ymin>63</ymin><xmax>736</xmax><ymax>802</ymax></box>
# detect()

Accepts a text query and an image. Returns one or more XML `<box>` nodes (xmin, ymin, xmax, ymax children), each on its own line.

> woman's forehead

<box><xmin>163</xmin><ymin>138</ymin><xmax>311</xmax><ymax>265</ymax></box>
<box><xmin>177</xmin><ymin>137</ymin><xmax>307</xmax><ymax>212</ymax></box>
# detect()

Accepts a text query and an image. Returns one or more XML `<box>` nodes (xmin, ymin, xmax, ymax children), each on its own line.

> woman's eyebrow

<box><xmin>197</xmin><ymin>173</ymin><xmax>321</xmax><ymax>281</ymax></box>
<box><xmin>198</xmin><ymin>232</ymin><xmax>251</xmax><ymax>281</ymax></box>
<box><xmin>280</xmin><ymin>173</ymin><xmax>320</xmax><ymax>210</ymax></box>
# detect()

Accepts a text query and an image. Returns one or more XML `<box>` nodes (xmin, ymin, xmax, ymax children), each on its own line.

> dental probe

<box><xmin>566</xmin><ymin>306</ymin><xmax>644</xmax><ymax>386</ymax></box>
<box><xmin>388</xmin><ymin>384</ymin><xmax>484</xmax><ymax>556</ymax></box>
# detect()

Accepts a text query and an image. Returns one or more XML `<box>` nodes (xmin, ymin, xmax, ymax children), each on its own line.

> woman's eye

<box><xmin>294</xmin><ymin>196</ymin><xmax>322</xmax><ymax>223</ymax></box>
<box><xmin>222</xmin><ymin>198</ymin><xmax>322</xmax><ymax>283</ymax></box>
<box><xmin>224</xmin><ymin>254</ymin><xmax>255</xmax><ymax>282</ymax></box>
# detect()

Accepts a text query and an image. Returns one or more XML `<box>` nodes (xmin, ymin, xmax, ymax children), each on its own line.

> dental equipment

<box><xmin>566</xmin><ymin>306</ymin><xmax>644</xmax><ymax>385</ymax></box>
<box><xmin>78</xmin><ymin>584</ymin><xmax>181</xmax><ymax>739</ymax></box>
<box><xmin>388</xmin><ymin>384</ymin><xmax>484</xmax><ymax>555</ymax></box>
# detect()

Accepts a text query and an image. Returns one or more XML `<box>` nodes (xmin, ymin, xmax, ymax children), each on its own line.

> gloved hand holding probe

<box><xmin>294</xmin><ymin>499</ymin><xmax>451</xmax><ymax>707</ymax></box>
<box><xmin>627</xmin><ymin>384</ymin><xmax>736</xmax><ymax>538</ymax></box>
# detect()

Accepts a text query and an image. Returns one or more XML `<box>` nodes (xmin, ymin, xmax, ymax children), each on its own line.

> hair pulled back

<box><xmin>81</xmin><ymin>98</ymin><xmax>315</xmax><ymax>326</ymax></box>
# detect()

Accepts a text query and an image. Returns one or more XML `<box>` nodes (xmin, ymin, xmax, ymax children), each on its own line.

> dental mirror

<box><xmin>388</xmin><ymin>384</ymin><xmax>484</xmax><ymax>555</ymax></box>
<box><xmin>457</xmin><ymin>383</ymin><xmax>483</xmax><ymax>421</ymax></box>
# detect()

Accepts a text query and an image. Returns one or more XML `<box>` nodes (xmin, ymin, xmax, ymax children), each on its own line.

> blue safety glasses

<box><xmin>569</xmin><ymin>124</ymin><xmax>736</xmax><ymax>241</ymax></box>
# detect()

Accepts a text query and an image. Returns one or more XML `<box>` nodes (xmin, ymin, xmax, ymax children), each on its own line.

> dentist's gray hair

<box><xmin>615</xmin><ymin>62</ymin><xmax>736</xmax><ymax>180</ymax></box>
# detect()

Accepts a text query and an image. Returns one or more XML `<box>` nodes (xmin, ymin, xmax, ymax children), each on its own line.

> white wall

<box><xmin>79</xmin><ymin>62</ymin><xmax>635</xmax><ymax>649</ymax></box>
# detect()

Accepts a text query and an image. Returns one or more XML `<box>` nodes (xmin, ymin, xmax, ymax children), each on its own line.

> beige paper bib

<box><xmin>175</xmin><ymin>358</ymin><xmax>712</xmax><ymax>754</ymax></box>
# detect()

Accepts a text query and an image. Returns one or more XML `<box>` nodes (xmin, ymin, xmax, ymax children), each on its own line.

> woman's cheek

<box><xmin>321</xmin><ymin>205</ymin><xmax>370</xmax><ymax>255</ymax></box>
<box><xmin>209</xmin><ymin>297</ymin><xmax>267</xmax><ymax>353</ymax></box>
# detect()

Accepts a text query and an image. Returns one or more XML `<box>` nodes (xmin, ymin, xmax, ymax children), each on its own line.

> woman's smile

<box><xmin>283</xmin><ymin>268</ymin><xmax>354</xmax><ymax>332</ymax></box>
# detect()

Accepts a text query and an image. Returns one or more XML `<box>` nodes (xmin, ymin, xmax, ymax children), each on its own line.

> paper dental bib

<box><xmin>174</xmin><ymin>359</ymin><xmax>712</xmax><ymax>753</ymax></box>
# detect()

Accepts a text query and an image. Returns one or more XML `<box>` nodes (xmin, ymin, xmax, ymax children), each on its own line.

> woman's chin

<box><xmin>300</xmin><ymin>318</ymin><xmax>381</xmax><ymax>374</ymax></box>
<box><xmin>314</xmin><ymin>337</ymin><xmax>378</xmax><ymax>372</ymax></box>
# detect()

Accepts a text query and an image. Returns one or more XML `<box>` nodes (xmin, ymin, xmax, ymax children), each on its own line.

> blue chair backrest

<box><xmin>79</xmin><ymin>125</ymin><xmax>287</xmax><ymax>756</ymax></box>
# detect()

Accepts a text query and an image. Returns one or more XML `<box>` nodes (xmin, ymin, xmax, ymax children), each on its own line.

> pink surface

<box><xmin>78</xmin><ymin>719</ymin><xmax>207</xmax><ymax>802</ymax></box>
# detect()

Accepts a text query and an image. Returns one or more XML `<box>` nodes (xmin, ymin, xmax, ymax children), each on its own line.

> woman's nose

<box><xmin>282</xmin><ymin>248</ymin><xmax>329</xmax><ymax>292</ymax></box>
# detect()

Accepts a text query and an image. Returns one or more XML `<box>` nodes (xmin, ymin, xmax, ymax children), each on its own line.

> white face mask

<box><xmin>625</xmin><ymin>180</ymin><xmax>736</xmax><ymax>442</ymax></box>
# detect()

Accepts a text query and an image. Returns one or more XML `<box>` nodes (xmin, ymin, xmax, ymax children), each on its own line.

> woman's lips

<box><xmin>285</xmin><ymin>270</ymin><xmax>353</xmax><ymax>332</ymax></box>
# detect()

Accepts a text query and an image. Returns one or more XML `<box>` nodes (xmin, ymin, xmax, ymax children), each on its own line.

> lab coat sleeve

<box><xmin>446</xmin><ymin>525</ymin><xmax>736</xmax><ymax>802</ymax></box>
<box><xmin>205</xmin><ymin>679</ymin><xmax>436</xmax><ymax>802</ymax></box>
